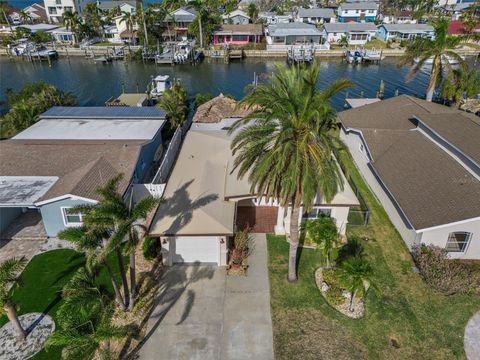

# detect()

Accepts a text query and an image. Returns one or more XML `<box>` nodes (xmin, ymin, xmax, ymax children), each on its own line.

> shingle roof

<box><xmin>297</xmin><ymin>7</ymin><xmax>335</xmax><ymax>18</ymax></box>
<box><xmin>339</xmin><ymin>2</ymin><xmax>378</xmax><ymax>10</ymax></box>
<box><xmin>381</xmin><ymin>24</ymin><xmax>434</xmax><ymax>33</ymax></box>
<box><xmin>193</xmin><ymin>94</ymin><xmax>250</xmax><ymax>123</ymax></box>
<box><xmin>268</xmin><ymin>22</ymin><xmax>323</xmax><ymax>36</ymax></box>
<box><xmin>213</xmin><ymin>24</ymin><xmax>263</xmax><ymax>35</ymax></box>
<box><xmin>339</xmin><ymin>95</ymin><xmax>480</xmax><ymax>230</ymax></box>
<box><xmin>41</xmin><ymin>106</ymin><xmax>166</xmax><ymax>119</ymax></box>
<box><xmin>323</xmin><ymin>22</ymin><xmax>377</xmax><ymax>32</ymax></box>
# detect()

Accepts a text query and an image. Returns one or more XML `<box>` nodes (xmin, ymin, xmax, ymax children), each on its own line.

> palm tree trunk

<box><xmin>349</xmin><ymin>290</ymin><xmax>357</xmax><ymax>312</ymax></box>
<box><xmin>128</xmin><ymin>251</ymin><xmax>136</xmax><ymax>311</ymax></box>
<box><xmin>426</xmin><ymin>56</ymin><xmax>440</xmax><ymax>102</ymax></box>
<box><xmin>116</xmin><ymin>248</ymin><xmax>130</xmax><ymax>308</ymax></box>
<box><xmin>4</xmin><ymin>303</ymin><xmax>27</xmax><ymax>341</ymax></box>
<box><xmin>198</xmin><ymin>16</ymin><xmax>203</xmax><ymax>49</ymax></box>
<box><xmin>288</xmin><ymin>205</ymin><xmax>301</xmax><ymax>282</ymax></box>
<box><xmin>105</xmin><ymin>262</ymin><xmax>127</xmax><ymax>311</ymax></box>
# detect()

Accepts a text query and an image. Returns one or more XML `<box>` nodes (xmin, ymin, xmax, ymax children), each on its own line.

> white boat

<box><xmin>414</xmin><ymin>55</ymin><xmax>463</xmax><ymax>65</ymax></box>
<box><xmin>174</xmin><ymin>41</ymin><xmax>193</xmax><ymax>63</ymax></box>
<box><xmin>150</xmin><ymin>75</ymin><xmax>172</xmax><ymax>99</ymax></box>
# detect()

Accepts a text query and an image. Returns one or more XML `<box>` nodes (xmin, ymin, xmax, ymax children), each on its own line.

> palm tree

<box><xmin>398</xmin><ymin>17</ymin><xmax>474</xmax><ymax>102</ymax></box>
<box><xmin>441</xmin><ymin>68</ymin><xmax>480</xmax><ymax>107</ymax></box>
<box><xmin>18</xmin><ymin>10</ymin><xmax>30</xmax><ymax>24</ymax></box>
<box><xmin>337</xmin><ymin>256</ymin><xmax>376</xmax><ymax>312</ymax></box>
<box><xmin>189</xmin><ymin>0</ymin><xmax>205</xmax><ymax>48</ymax></box>
<box><xmin>230</xmin><ymin>63</ymin><xmax>352</xmax><ymax>282</ymax></box>
<box><xmin>304</xmin><ymin>216</ymin><xmax>339</xmax><ymax>268</ymax></box>
<box><xmin>247</xmin><ymin>3</ymin><xmax>258</xmax><ymax>22</ymax></box>
<box><xmin>157</xmin><ymin>80</ymin><xmax>189</xmax><ymax>129</ymax></box>
<box><xmin>120</xmin><ymin>10</ymin><xmax>136</xmax><ymax>46</ymax></box>
<box><xmin>62</xmin><ymin>10</ymin><xmax>81</xmax><ymax>43</ymax></box>
<box><xmin>0</xmin><ymin>258</ymin><xmax>28</xmax><ymax>341</ymax></box>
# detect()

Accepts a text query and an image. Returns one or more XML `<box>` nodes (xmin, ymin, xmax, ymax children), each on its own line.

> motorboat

<box><xmin>150</xmin><ymin>75</ymin><xmax>172</xmax><ymax>99</ymax></box>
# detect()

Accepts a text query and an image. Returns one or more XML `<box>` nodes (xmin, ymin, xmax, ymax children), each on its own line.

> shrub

<box><xmin>231</xmin><ymin>228</ymin><xmax>251</xmax><ymax>265</ymax></box>
<box><xmin>142</xmin><ymin>236</ymin><xmax>160</xmax><ymax>260</ymax></box>
<box><xmin>412</xmin><ymin>244</ymin><xmax>480</xmax><ymax>295</ymax></box>
<box><xmin>325</xmin><ymin>286</ymin><xmax>345</xmax><ymax>306</ymax></box>
<box><xmin>338</xmin><ymin>235</ymin><xmax>364</xmax><ymax>264</ymax></box>
<box><xmin>323</xmin><ymin>268</ymin><xmax>338</xmax><ymax>286</ymax></box>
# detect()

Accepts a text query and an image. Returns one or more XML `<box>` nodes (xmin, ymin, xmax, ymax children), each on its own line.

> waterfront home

<box><xmin>43</xmin><ymin>0</ymin><xmax>95</xmax><ymax>23</ymax></box>
<box><xmin>339</xmin><ymin>95</ymin><xmax>480</xmax><ymax>260</ymax></box>
<box><xmin>96</xmin><ymin>0</ymin><xmax>136</xmax><ymax>14</ymax></box>
<box><xmin>337</xmin><ymin>2</ymin><xmax>378</xmax><ymax>23</ymax></box>
<box><xmin>448</xmin><ymin>19</ymin><xmax>480</xmax><ymax>36</ymax></box>
<box><xmin>296</xmin><ymin>7</ymin><xmax>336</xmax><ymax>25</ymax></box>
<box><xmin>258</xmin><ymin>11</ymin><xmax>293</xmax><ymax>25</ymax></box>
<box><xmin>48</xmin><ymin>27</ymin><xmax>76</xmax><ymax>43</ymax></box>
<box><xmin>222</xmin><ymin>9</ymin><xmax>250</xmax><ymax>25</ymax></box>
<box><xmin>322</xmin><ymin>22</ymin><xmax>377</xmax><ymax>45</ymax></box>
<box><xmin>14</xmin><ymin>3</ymin><xmax>47</xmax><ymax>23</ymax></box>
<box><xmin>377</xmin><ymin>24</ymin><xmax>435</xmax><ymax>41</ymax></box>
<box><xmin>163</xmin><ymin>7</ymin><xmax>197</xmax><ymax>41</ymax></box>
<box><xmin>265</xmin><ymin>22</ymin><xmax>329</xmax><ymax>51</ymax></box>
<box><xmin>113</xmin><ymin>14</ymin><xmax>139</xmax><ymax>44</ymax></box>
<box><xmin>212</xmin><ymin>24</ymin><xmax>263</xmax><ymax>46</ymax></box>
<box><xmin>148</xmin><ymin>96</ymin><xmax>359</xmax><ymax>266</ymax></box>
<box><xmin>0</xmin><ymin>107</ymin><xmax>166</xmax><ymax>239</ymax></box>
<box><xmin>380</xmin><ymin>10</ymin><xmax>416</xmax><ymax>24</ymax></box>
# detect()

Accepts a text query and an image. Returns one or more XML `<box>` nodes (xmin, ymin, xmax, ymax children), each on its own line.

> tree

<box><xmin>120</xmin><ymin>11</ymin><xmax>137</xmax><ymax>46</ymax></box>
<box><xmin>158</xmin><ymin>80</ymin><xmax>189</xmax><ymax>129</ymax></box>
<box><xmin>230</xmin><ymin>63</ymin><xmax>352</xmax><ymax>282</ymax></box>
<box><xmin>441</xmin><ymin>68</ymin><xmax>480</xmax><ymax>107</ymax></box>
<box><xmin>304</xmin><ymin>216</ymin><xmax>339</xmax><ymax>268</ymax></box>
<box><xmin>337</xmin><ymin>256</ymin><xmax>376</xmax><ymax>312</ymax></box>
<box><xmin>189</xmin><ymin>0</ymin><xmax>205</xmax><ymax>48</ymax></box>
<box><xmin>247</xmin><ymin>3</ymin><xmax>258</xmax><ymax>22</ymax></box>
<box><xmin>0</xmin><ymin>258</ymin><xmax>28</xmax><ymax>341</ymax></box>
<box><xmin>63</xmin><ymin>10</ymin><xmax>82</xmax><ymax>43</ymax></box>
<box><xmin>19</xmin><ymin>10</ymin><xmax>31</xmax><ymax>24</ymax></box>
<box><xmin>398</xmin><ymin>17</ymin><xmax>474</xmax><ymax>102</ymax></box>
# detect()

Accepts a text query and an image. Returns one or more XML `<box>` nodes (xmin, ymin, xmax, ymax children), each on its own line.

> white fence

<box><xmin>151</xmin><ymin>127</ymin><xmax>183</xmax><ymax>184</ymax></box>
<box><xmin>266</xmin><ymin>43</ymin><xmax>330</xmax><ymax>52</ymax></box>
<box><xmin>132</xmin><ymin>183</ymin><xmax>166</xmax><ymax>201</ymax></box>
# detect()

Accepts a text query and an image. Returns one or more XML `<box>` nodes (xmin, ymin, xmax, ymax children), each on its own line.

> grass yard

<box><xmin>267</xmin><ymin>146</ymin><xmax>480</xmax><ymax>360</ymax></box>
<box><xmin>0</xmin><ymin>249</ymin><xmax>127</xmax><ymax>360</ymax></box>
<box><xmin>364</xmin><ymin>39</ymin><xmax>389</xmax><ymax>50</ymax></box>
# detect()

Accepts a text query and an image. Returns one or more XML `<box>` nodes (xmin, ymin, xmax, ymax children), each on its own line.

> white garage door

<box><xmin>172</xmin><ymin>236</ymin><xmax>219</xmax><ymax>264</ymax></box>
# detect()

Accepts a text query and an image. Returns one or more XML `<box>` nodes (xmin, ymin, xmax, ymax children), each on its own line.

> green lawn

<box><xmin>0</xmin><ymin>249</ymin><xmax>127</xmax><ymax>360</ymax></box>
<box><xmin>267</xmin><ymin>146</ymin><xmax>480</xmax><ymax>360</ymax></box>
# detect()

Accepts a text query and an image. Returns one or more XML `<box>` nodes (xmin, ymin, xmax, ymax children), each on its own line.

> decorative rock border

<box><xmin>465</xmin><ymin>310</ymin><xmax>480</xmax><ymax>360</ymax></box>
<box><xmin>315</xmin><ymin>267</ymin><xmax>365</xmax><ymax>319</ymax></box>
<box><xmin>0</xmin><ymin>313</ymin><xmax>55</xmax><ymax>360</ymax></box>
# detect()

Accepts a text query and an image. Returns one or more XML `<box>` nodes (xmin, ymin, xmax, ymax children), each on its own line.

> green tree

<box><xmin>195</xmin><ymin>92</ymin><xmax>214</xmax><ymax>108</ymax></box>
<box><xmin>189</xmin><ymin>0</ymin><xmax>206</xmax><ymax>48</ymax></box>
<box><xmin>158</xmin><ymin>80</ymin><xmax>189</xmax><ymax>129</ymax></box>
<box><xmin>120</xmin><ymin>10</ymin><xmax>137</xmax><ymax>45</ymax></box>
<box><xmin>304</xmin><ymin>216</ymin><xmax>339</xmax><ymax>268</ymax></box>
<box><xmin>0</xmin><ymin>258</ymin><xmax>28</xmax><ymax>341</ymax></box>
<box><xmin>441</xmin><ymin>68</ymin><xmax>480</xmax><ymax>107</ymax></box>
<box><xmin>18</xmin><ymin>9</ymin><xmax>30</xmax><ymax>23</ymax></box>
<box><xmin>230</xmin><ymin>63</ymin><xmax>352</xmax><ymax>282</ymax></box>
<box><xmin>337</xmin><ymin>256</ymin><xmax>376</xmax><ymax>312</ymax></box>
<box><xmin>247</xmin><ymin>3</ymin><xmax>258</xmax><ymax>22</ymax></box>
<box><xmin>62</xmin><ymin>10</ymin><xmax>82</xmax><ymax>43</ymax></box>
<box><xmin>398</xmin><ymin>17</ymin><xmax>474</xmax><ymax>102</ymax></box>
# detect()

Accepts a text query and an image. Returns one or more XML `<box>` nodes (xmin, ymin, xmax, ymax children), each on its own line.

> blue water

<box><xmin>8</xmin><ymin>0</ymin><xmax>161</xmax><ymax>9</ymax></box>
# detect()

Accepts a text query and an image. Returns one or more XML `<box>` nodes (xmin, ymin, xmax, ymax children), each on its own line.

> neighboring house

<box><xmin>148</xmin><ymin>95</ymin><xmax>360</xmax><ymax>266</ymax></box>
<box><xmin>43</xmin><ymin>0</ymin><xmax>95</xmax><ymax>23</ymax></box>
<box><xmin>212</xmin><ymin>24</ymin><xmax>263</xmax><ymax>46</ymax></box>
<box><xmin>258</xmin><ymin>11</ymin><xmax>293</xmax><ymax>25</ymax></box>
<box><xmin>296</xmin><ymin>7</ymin><xmax>336</xmax><ymax>25</ymax></box>
<box><xmin>222</xmin><ymin>9</ymin><xmax>251</xmax><ymax>25</ymax></box>
<box><xmin>96</xmin><ymin>0</ymin><xmax>136</xmax><ymax>13</ymax></box>
<box><xmin>448</xmin><ymin>19</ymin><xmax>480</xmax><ymax>36</ymax></box>
<box><xmin>24</xmin><ymin>3</ymin><xmax>47</xmax><ymax>21</ymax></box>
<box><xmin>0</xmin><ymin>107</ymin><xmax>166</xmax><ymax>238</ymax></box>
<box><xmin>339</xmin><ymin>95</ymin><xmax>480</xmax><ymax>260</ymax></box>
<box><xmin>381</xmin><ymin>10</ymin><xmax>416</xmax><ymax>24</ymax></box>
<box><xmin>322</xmin><ymin>22</ymin><xmax>377</xmax><ymax>45</ymax></box>
<box><xmin>377</xmin><ymin>24</ymin><xmax>435</xmax><ymax>41</ymax></box>
<box><xmin>48</xmin><ymin>26</ymin><xmax>75</xmax><ymax>42</ymax></box>
<box><xmin>337</xmin><ymin>2</ymin><xmax>378</xmax><ymax>23</ymax></box>
<box><xmin>265</xmin><ymin>22</ymin><xmax>329</xmax><ymax>51</ymax></box>
<box><xmin>163</xmin><ymin>7</ymin><xmax>197</xmax><ymax>41</ymax></box>
<box><xmin>113</xmin><ymin>15</ymin><xmax>139</xmax><ymax>44</ymax></box>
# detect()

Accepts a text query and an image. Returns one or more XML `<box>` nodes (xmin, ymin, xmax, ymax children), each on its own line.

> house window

<box><xmin>55</xmin><ymin>0</ymin><xmax>61</xmax><ymax>4</ymax></box>
<box><xmin>49</xmin><ymin>7</ymin><xmax>57</xmax><ymax>14</ymax></box>
<box><xmin>303</xmin><ymin>207</ymin><xmax>332</xmax><ymax>220</ymax></box>
<box><xmin>446</xmin><ymin>232</ymin><xmax>472</xmax><ymax>252</ymax></box>
<box><xmin>232</xmin><ymin>35</ymin><xmax>249</xmax><ymax>42</ymax></box>
<box><xmin>62</xmin><ymin>207</ymin><xmax>84</xmax><ymax>226</ymax></box>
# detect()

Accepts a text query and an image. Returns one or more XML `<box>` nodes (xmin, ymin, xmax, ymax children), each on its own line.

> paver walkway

<box><xmin>465</xmin><ymin>310</ymin><xmax>480</xmax><ymax>360</ymax></box>
<box><xmin>138</xmin><ymin>233</ymin><xmax>274</xmax><ymax>360</ymax></box>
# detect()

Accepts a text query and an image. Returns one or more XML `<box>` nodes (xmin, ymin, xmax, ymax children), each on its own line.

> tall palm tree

<box><xmin>247</xmin><ymin>3</ymin><xmax>258</xmax><ymax>22</ymax></box>
<box><xmin>0</xmin><ymin>257</ymin><xmax>28</xmax><ymax>341</ymax></box>
<box><xmin>120</xmin><ymin>10</ymin><xmax>136</xmax><ymax>46</ymax></box>
<box><xmin>18</xmin><ymin>10</ymin><xmax>30</xmax><ymax>24</ymax></box>
<box><xmin>62</xmin><ymin>10</ymin><xmax>82</xmax><ymax>43</ymax></box>
<box><xmin>441</xmin><ymin>68</ymin><xmax>480</xmax><ymax>108</ymax></box>
<box><xmin>189</xmin><ymin>0</ymin><xmax>205</xmax><ymax>48</ymax></box>
<box><xmin>337</xmin><ymin>256</ymin><xmax>376</xmax><ymax>312</ymax></box>
<box><xmin>230</xmin><ymin>63</ymin><xmax>352</xmax><ymax>282</ymax></box>
<box><xmin>158</xmin><ymin>80</ymin><xmax>189</xmax><ymax>129</ymax></box>
<box><xmin>398</xmin><ymin>17</ymin><xmax>474</xmax><ymax>102</ymax></box>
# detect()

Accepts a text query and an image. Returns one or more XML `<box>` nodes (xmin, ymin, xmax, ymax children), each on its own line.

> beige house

<box><xmin>339</xmin><ymin>95</ymin><xmax>480</xmax><ymax>259</ymax></box>
<box><xmin>149</xmin><ymin>96</ymin><xmax>359</xmax><ymax>266</ymax></box>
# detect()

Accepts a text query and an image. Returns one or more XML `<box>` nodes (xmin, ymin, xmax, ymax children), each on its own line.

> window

<box><xmin>55</xmin><ymin>0</ymin><xmax>61</xmax><ymax>4</ymax></box>
<box><xmin>62</xmin><ymin>207</ymin><xmax>84</xmax><ymax>226</ymax></box>
<box><xmin>446</xmin><ymin>232</ymin><xmax>472</xmax><ymax>252</ymax></box>
<box><xmin>64</xmin><ymin>6</ymin><xmax>73</xmax><ymax>12</ymax></box>
<box><xmin>350</xmin><ymin>33</ymin><xmax>368</xmax><ymax>41</ymax></box>
<box><xmin>303</xmin><ymin>207</ymin><xmax>332</xmax><ymax>220</ymax></box>
<box><xmin>232</xmin><ymin>35</ymin><xmax>249</xmax><ymax>42</ymax></box>
<box><xmin>48</xmin><ymin>7</ymin><xmax>57</xmax><ymax>14</ymax></box>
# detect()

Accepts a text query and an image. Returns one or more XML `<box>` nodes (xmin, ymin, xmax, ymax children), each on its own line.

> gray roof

<box><xmin>40</xmin><ymin>106</ymin><xmax>166</xmax><ymax>119</ymax></box>
<box><xmin>268</xmin><ymin>22</ymin><xmax>322</xmax><ymax>36</ymax></box>
<box><xmin>297</xmin><ymin>8</ymin><xmax>335</xmax><ymax>18</ymax></box>
<box><xmin>323</xmin><ymin>22</ymin><xmax>377</xmax><ymax>32</ymax></box>
<box><xmin>97</xmin><ymin>0</ymin><xmax>137</xmax><ymax>10</ymax></box>
<box><xmin>339</xmin><ymin>2</ymin><xmax>378</xmax><ymax>10</ymax></box>
<box><xmin>339</xmin><ymin>95</ymin><xmax>480</xmax><ymax>230</ymax></box>
<box><xmin>167</xmin><ymin>7</ymin><xmax>197</xmax><ymax>22</ymax></box>
<box><xmin>380</xmin><ymin>23</ymin><xmax>434</xmax><ymax>33</ymax></box>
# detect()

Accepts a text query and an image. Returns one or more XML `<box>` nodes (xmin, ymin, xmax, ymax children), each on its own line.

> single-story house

<box><xmin>296</xmin><ymin>7</ymin><xmax>336</xmax><ymax>24</ymax></box>
<box><xmin>212</xmin><ymin>24</ymin><xmax>263</xmax><ymax>46</ymax></box>
<box><xmin>377</xmin><ymin>24</ymin><xmax>435</xmax><ymax>41</ymax></box>
<box><xmin>222</xmin><ymin>9</ymin><xmax>251</xmax><ymax>25</ymax></box>
<box><xmin>0</xmin><ymin>107</ymin><xmax>166</xmax><ymax>238</ymax></box>
<box><xmin>380</xmin><ymin>10</ymin><xmax>416</xmax><ymax>24</ymax></box>
<box><xmin>258</xmin><ymin>11</ymin><xmax>293</xmax><ymax>25</ymax></box>
<box><xmin>48</xmin><ymin>27</ymin><xmax>76</xmax><ymax>43</ymax></box>
<box><xmin>322</xmin><ymin>22</ymin><xmax>377</xmax><ymax>45</ymax></box>
<box><xmin>339</xmin><ymin>95</ymin><xmax>480</xmax><ymax>259</ymax></box>
<box><xmin>266</xmin><ymin>22</ymin><xmax>329</xmax><ymax>50</ymax></box>
<box><xmin>337</xmin><ymin>2</ymin><xmax>378</xmax><ymax>23</ymax></box>
<box><xmin>148</xmin><ymin>96</ymin><xmax>360</xmax><ymax>266</ymax></box>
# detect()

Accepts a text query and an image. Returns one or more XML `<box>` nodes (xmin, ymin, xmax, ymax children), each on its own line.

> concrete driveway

<box><xmin>138</xmin><ymin>233</ymin><xmax>274</xmax><ymax>360</ymax></box>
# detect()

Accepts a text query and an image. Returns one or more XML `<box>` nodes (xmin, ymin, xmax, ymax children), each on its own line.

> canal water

<box><xmin>0</xmin><ymin>56</ymin><xmax>438</xmax><ymax>113</ymax></box>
